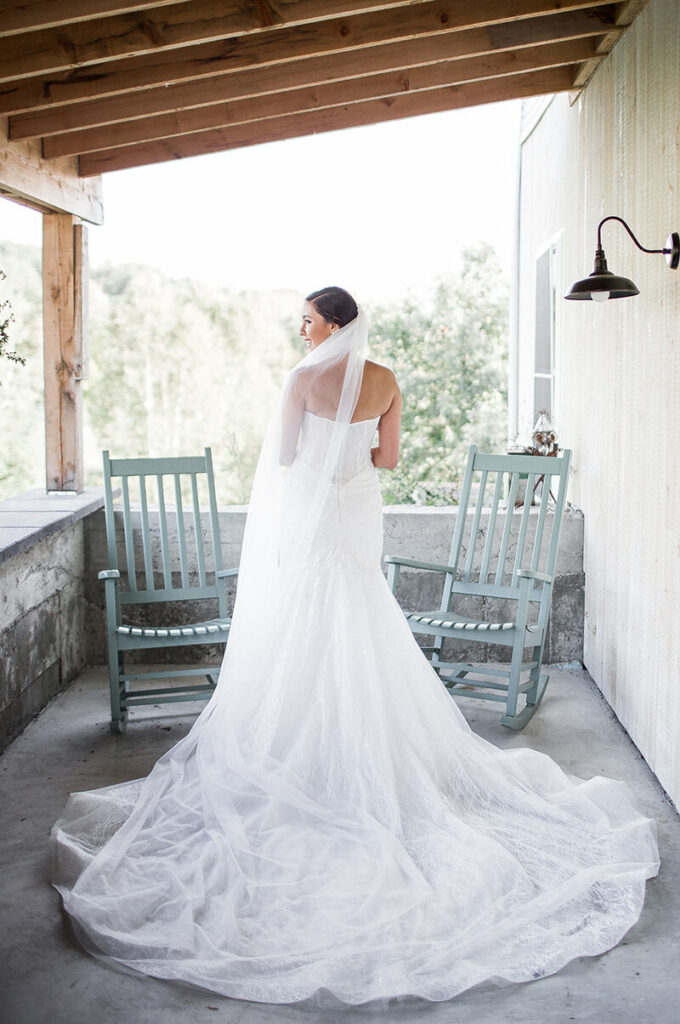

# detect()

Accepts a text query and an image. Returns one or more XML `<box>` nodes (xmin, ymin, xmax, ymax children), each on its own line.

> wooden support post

<box><xmin>42</xmin><ymin>212</ymin><xmax>88</xmax><ymax>492</ymax></box>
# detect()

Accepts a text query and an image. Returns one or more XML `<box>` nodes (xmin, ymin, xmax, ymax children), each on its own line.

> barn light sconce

<box><xmin>564</xmin><ymin>216</ymin><xmax>680</xmax><ymax>301</ymax></box>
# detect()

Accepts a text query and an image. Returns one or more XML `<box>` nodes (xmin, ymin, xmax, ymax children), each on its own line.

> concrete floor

<box><xmin>1</xmin><ymin>664</ymin><xmax>678</xmax><ymax>1024</ymax></box>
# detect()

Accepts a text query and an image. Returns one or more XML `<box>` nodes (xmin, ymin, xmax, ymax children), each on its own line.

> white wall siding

<box><xmin>514</xmin><ymin>0</ymin><xmax>680</xmax><ymax>806</ymax></box>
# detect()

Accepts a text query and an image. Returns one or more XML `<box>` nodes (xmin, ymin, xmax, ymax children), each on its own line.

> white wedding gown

<box><xmin>50</xmin><ymin>409</ymin><xmax>659</xmax><ymax>1005</ymax></box>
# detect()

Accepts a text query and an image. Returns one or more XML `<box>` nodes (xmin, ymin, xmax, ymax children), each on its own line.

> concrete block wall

<box><xmin>0</xmin><ymin>489</ymin><xmax>106</xmax><ymax>752</ymax></box>
<box><xmin>83</xmin><ymin>504</ymin><xmax>584</xmax><ymax>667</ymax></box>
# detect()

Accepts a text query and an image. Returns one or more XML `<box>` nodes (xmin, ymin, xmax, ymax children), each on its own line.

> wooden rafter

<box><xmin>43</xmin><ymin>39</ymin><xmax>598</xmax><ymax>160</ymax></box>
<box><xmin>0</xmin><ymin>1</ymin><xmax>649</xmax><ymax>177</ymax></box>
<box><xmin>1</xmin><ymin>0</ymin><xmax>606</xmax><ymax>82</ymax></box>
<box><xmin>78</xmin><ymin>66</ymin><xmax>576</xmax><ymax>176</ymax></box>
<box><xmin>8</xmin><ymin>11</ymin><xmax>610</xmax><ymax>137</ymax></box>
<box><xmin>0</xmin><ymin>1</ymin><xmax>616</xmax><ymax>90</ymax></box>
<box><xmin>1</xmin><ymin>7</ymin><xmax>615</xmax><ymax>120</ymax></box>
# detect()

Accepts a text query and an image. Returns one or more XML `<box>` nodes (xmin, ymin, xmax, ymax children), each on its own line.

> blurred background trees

<box><xmin>368</xmin><ymin>244</ymin><xmax>508</xmax><ymax>503</ymax></box>
<box><xmin>0</xmin><ymin>240</ymin><xmax>507</xmax><ymax>505</ymax></box>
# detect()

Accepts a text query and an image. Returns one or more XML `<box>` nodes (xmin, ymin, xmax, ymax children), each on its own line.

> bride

<box><xmin>50</xmin><ymin>287</ymin><xmax>659</xmax><ymax>1006</ymax></box>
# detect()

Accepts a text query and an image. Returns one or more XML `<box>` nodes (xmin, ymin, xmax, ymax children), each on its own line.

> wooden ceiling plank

<box><xmin>43</xmin><ymin>38</ymin><xmax>598</xmax><ymax>159</ymax></box>
<box><xmin>78</xmin><ymin>66</ymin><xmax>575</xmax><ymax>176</ymax></box>
<box><xmin>570</xmin><ymin>1</ymin><xmax>648</xmax><ymax>93</ymax></box>
<box><xmin>10</xmin><ymin>12</ymin><xmax>613</xmax><ymax>138</ymax></box>
<box><xmin>0</xmin><ymin>1</ymin><xmax>187</xmax><ymax>38</ymax></box>
<box><xmin>0</xmin><ymin>1</ymin><xmax>616</xmax><ymax>84</ymax></box>
<box><xmin>0</xmin><ymin>4</ymin><xmax>618</xmax><ymax>117</ymax></box>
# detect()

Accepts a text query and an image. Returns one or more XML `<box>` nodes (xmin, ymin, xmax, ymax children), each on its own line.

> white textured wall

<box><xmin>514</xmin><ymin>0</ymin><xmax>680</xmax><ymax>807</ymax></box>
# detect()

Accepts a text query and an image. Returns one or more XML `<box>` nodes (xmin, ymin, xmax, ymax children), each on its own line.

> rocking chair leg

<box><xmin>501</xmin><ymin>640</ymin><xmax>550</xmax><ymax>729</ymax></box>
<box><xmin>502</xmin><ymin>637</ymin><xmax>525</xmax><ymax>724</ymax></box>
<box><xmin>525</xmin><ymin>641</ymin><xmax>547</xmax><ymax>705</ymax></box>
<box><xmin>501</xmin><ymin>674</ymin><xmax>549</xmax><ymax>730</ymax></box>
<box><xmin>108</xmin><ymin>649</ymin><xmax>128</xmax><ymax>734</ymax></box>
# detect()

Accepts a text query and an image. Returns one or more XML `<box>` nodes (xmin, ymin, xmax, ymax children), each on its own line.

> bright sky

<box><xmin>0</xmin><ymin>99</ymin><xmax>521</xmax><ymax>304</ymax></box>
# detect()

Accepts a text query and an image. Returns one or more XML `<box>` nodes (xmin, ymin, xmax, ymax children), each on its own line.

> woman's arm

<box><xmin>371</xmin><ymin>385</ymin><xmax>401</xmax><ymax>470</ymax></box>
<box><xmin>279</xmin><ymin>373</ymin><xmax>305</xmax><ymax>466</ymax></box>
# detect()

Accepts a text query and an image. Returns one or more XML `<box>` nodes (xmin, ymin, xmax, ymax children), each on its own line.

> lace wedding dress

<box><xmin>50</xmin><ymin>405</ymin><xmax>659</xmax><ymax>1005</ymax></box>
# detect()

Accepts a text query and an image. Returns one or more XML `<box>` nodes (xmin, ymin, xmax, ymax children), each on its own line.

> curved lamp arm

<box><xmin>596</xmin><ymin>216</ymin><xmax>676</xmax><ymax>260</ymax></box>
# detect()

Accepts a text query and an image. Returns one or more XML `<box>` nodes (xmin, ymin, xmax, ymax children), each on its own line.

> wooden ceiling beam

<box><xmin>0</xmin><ymin>1</ymin><xmax>187</xmax><ymax>38</ymax></box>
<box><xmin>571</xmin><ymin>0</ymin><xmax>648</xmax><ymax>89</ymax></box>
<box><xmin>78</xmin><ymin>65</ymin><xmax>575</xmax><ymax>176</ymax></box>
<box><xmin>43</xmin><ymin>38</ymin><xmax>598</xmax><ymax>159</ymax></box>
<box><xmin>0</xmin><ymin>4</ymin><xmax>618</xmax><ymax>116</ymax></box>
<box><xmin>9</xmin><ymin>12</ymin><xmax>612</xmax><ymax>138</ymax></box>
<box><xmin>0</xmin><ymin>120</ymin><xmax>103</xmax><ymax>223</ymax></box>
<box><xmin>0</xmin><ymin>1</ymin><xmax>614</xmax><ymax>85</ymax></box>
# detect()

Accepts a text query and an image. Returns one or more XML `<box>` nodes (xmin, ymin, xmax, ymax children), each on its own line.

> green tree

<box><xmin>368</xmin><ymin>244</ymin><xmax>509</xmax><ymax>503</ymax></box>
<box><xmin>0</xmin><ymin>243</ymin><xmax>43</xmax><ymax>496</ymax></box>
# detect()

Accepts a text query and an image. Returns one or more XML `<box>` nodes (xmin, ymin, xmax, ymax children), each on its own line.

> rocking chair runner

<box><xmin>100</xmin><ymin>448</ymin><xmax>238</xmax><ymax>734</ymax></box>
<box><xmin>385</xmin><ymin>445</ymin><xmax>572</xmax><ymax>730</ymax></box>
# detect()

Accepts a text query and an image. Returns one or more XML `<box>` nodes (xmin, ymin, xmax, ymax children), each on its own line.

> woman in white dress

<box><xmin>50</xmin><ymin>287</ymin><xmax>659</xmax><ymax>1006</ymax></box>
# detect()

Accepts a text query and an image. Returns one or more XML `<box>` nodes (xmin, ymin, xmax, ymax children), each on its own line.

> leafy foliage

<box><xmin>368</xmin><ymin>244</ymin><xmax>509</xmax><ymax>503</ymax></box>
<box><xmin>0</xmin><ymin>245</ymin><xmax>43</xmax><ymax>494</ymax></box>
<box><xmin>0</xmin><ymin>267</ymin><xmax>26</xmax><ymax>383</ymax></box>
<box><xmin>0</xmin><ymin>241</ymin><xmax>508</xmax><ymax>505</ymax></box>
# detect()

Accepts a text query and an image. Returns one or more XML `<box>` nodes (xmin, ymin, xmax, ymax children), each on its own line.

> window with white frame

<box><xmin>533</xmin><ymin>236</ymin><xmax>561</xmax><ymax>424</ymax></box>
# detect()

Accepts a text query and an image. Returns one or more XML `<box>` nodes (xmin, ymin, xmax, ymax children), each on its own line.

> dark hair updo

<box><xmin>306</xmin><ymin>286</ymin><xmax>358</xmax><ymax>328</ymax></box>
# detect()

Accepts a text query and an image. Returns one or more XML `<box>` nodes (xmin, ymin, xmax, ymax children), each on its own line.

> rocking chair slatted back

<box><xmin>102</xmin><ymin>449</ymin><xmax>226</xmax><ymax>613</ymax></box>
<box><xmin>441</xmin><ymin>447</ymin><xmax>571</xmax><ymax>611</ymax></box>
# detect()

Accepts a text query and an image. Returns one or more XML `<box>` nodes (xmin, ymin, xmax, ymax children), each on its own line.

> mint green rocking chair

<box><xmin>386</xmin><ymin>445</ymin><xmax>571</xmax><ymax>730</ymax></box>
<box><xmin>100</xmin><ymin>448</ymin><xmax>238</xmax><ymax>734</ymax></box>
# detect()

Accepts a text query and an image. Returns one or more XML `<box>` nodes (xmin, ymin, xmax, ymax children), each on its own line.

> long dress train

<box><xmin>49</xmin><ymin>408</ymin><xmax>659</xmax><ymax>1005</ymax></box>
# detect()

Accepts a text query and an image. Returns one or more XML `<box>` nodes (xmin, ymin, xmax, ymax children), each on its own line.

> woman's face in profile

<box><xmin>299</xmin><ymin>300</ymin><xmax>337</xmax><ymax>351</ymax></box>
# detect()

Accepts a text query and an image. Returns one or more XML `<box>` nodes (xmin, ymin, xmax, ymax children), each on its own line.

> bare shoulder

<box><xmin>364</xmin><ymin>359</ymin><xmax>399</xmax><ymax>390</ymax></box>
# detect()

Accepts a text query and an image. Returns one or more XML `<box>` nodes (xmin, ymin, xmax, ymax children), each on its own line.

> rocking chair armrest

<box><xmin>216</xmin><ymin>567</ymin><xmax>239</xmax><ymax>578</ymax></box>
<box><xmin>383</xmin><ymin>555</ymin><xmax>455</xmax><ymax>574</ymax></box>
<box><xmin>98</xmin><ymin>569</ymin><xmax>121</xmax><ymax>581</ymax></box>
<box><xmin>515</xmin><ymin>568</ymin><xmax>553</xmax><ymax>584</ymax></box>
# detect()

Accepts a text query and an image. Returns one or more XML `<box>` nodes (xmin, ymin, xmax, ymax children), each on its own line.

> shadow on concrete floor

<box><xmin>0</xmin><ymin>664</ymin><xmax>678</xmax><ymax>1024</ymax></box>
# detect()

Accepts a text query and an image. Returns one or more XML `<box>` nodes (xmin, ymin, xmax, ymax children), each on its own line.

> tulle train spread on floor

<box><xmin>50</xmin><ymin>412</ymin><xmax>659</xmax><ymax>1005</ymax></box>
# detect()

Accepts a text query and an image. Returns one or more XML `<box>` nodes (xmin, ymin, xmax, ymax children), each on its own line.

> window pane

<box><xmin>534</xmin><ymin>376</ymin><xmax>552</xmax><ymax>419</ymax></box>
<box><xmin>534</xmin><ymin>249</ymin><xmax>552</xmax><ymax>375</ymax></box>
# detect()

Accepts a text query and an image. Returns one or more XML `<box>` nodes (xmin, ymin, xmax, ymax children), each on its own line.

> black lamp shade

<box><xmin>564</xmin><ymin>269</ymin><xmax>639</xmax><ymax>300</ymax></box>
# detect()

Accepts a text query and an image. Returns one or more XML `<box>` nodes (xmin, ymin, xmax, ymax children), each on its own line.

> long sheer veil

<box><xmin>210</xmin><ymin>306</ymin><xmax>369</xmax><ymax>706</ymax></box>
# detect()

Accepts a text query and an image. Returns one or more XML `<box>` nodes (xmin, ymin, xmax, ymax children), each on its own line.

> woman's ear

<box><xmin>329</xmin><ymin>323</ymin><xmax>339</xmax><ymax>333</ymax></box>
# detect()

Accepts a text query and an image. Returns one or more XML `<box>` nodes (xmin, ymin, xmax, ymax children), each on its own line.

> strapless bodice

<box><xmin>296</xmin><ymin>409</ymin><xmax>379</xmax><ymax>483</ymax></box>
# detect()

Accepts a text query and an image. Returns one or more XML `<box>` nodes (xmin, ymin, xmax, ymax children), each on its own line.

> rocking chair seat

<box><xmin>405</xmin><ymin>613</ymin><xmax>543</xmax><ymax>635</ymax></box>
<box><xmin>117</xmin><ymin>618</ymin><xmax>231</xmax><ymax>640</ymax></box>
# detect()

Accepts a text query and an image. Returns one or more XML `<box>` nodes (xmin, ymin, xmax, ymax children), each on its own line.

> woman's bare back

<box><xmin>281</xmin><ymin>358</ymin><xmax>401</xmax><ymax>469</ymax></box>
<box><xmin>303</xmin><ymin>359</ymin><xmax>398</xmax><ymax>422</ymax></box>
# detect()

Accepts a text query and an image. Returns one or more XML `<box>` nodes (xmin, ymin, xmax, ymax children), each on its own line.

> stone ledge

<box><xmin>0</xmin><ymin>487</ymin><xmax>106</xmax><ymax>566</ymax></box>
